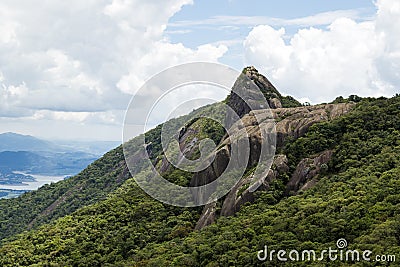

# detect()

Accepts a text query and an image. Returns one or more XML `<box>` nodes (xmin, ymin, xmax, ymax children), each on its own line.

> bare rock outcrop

<box><xmin>185</xmin><ymin>103</ymin><xmax>353</xmax><ymax>229</ymax></box>
<box><xmin>195</xmin><ymin>154</ymin><xmax>290</xmax><ymax>229</ymax></box>
<box><xmin>159</xmin><ymin>126</ymin><xmax>199</xmax><ymax>174</ymax></box>
<box><xmin>195</xmin><ymin>202</ymin><xmax>218</xmax><ymax>230</ymax></box>
<box><xmin>153</xmin><ymin>66</ymin><xmax>356</xmax><ymax>230</ymax></box>
<box><xmin>220</xmin><ymin>154</ymin><xmax>289</xmax><ymax>217</ymax></box>
<box><xmin>285</xmin><ymin>150</ymin><xmax>333</xmax><ymax>195</ymax></box>
<box><xmin>225</xmin><ymin>66</ymin><xmax>285</xmax><ymax>128</ymax></box>
<box><xmin>190</xmin><ymin>109</ymin><xmax>275</xmax><ymax>204</ymax></box>
<box><xmin>191</xmin><ymin>102</ymin><xmax>353</xmax><ymax>229</ymax></box>
<box><xmin>269</xmin><ymin>98</ymin><xmax>282</xmax><ymax>109</ymax></box>
<box><xmin>273</xmin><ymin>103</ymin><xmax>354</xmax><ymax>146</ymax></box>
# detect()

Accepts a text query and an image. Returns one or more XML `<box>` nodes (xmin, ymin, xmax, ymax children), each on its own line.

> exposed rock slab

<box><xmin>285</xmin><ymin>150</ymin><xmax>333</xmax><ymax>195</ymax></box>
<box><xmin>273</xmin><ymin>103</ymin><xmax>354</xmax><ymax>146</ymax></box>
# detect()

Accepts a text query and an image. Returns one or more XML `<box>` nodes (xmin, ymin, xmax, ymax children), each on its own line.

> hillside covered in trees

<box><xmin>0</xmin><ymin>68</ymin><xmax>399</xmax><ymax>266</ymax></box>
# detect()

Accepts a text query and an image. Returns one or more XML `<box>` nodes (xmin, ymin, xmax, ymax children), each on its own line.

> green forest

<box><xmin>0</xmin><ymin>92</ymin><xmax>399</xmax><ymax>266</ymax></box>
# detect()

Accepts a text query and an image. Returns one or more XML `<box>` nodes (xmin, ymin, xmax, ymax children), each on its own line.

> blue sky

<box><xmin>170</xmin><ymin>0</ymin><xmax>374</xmax><ymax>20</ymax></box>
<box><xmin>167</xmin><ymin>0</ymin><xmax>377</xmax><ymax>68</ymax></box>
<box><xmin>0</xmin><ymin>0</ymin><xmax>399</xmax><ymax>140</ymax></box>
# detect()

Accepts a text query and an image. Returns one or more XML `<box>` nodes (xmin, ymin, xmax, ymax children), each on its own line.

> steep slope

<box><xmin>0</xmin><ymin>95</ymin><xmax>398</xmax><ymax>266</ymax></box>
<box><xmin>0</xmin><ymin>102</ymin><xmax>224</xmax><ymax>241</ymax></box>
<box><xmin>0</xmin><ymin>133</ymin><xmax>117</xmax><ymax>199</ymax></box>
<box><xmin>226</xmin><ymin>66</ymin><xmax>301</xmax><ymax>113</ymax></box>
<box><xmin>0</xmin><ymin>68</ymin><xmax>398</xmax><ymax>266</ymax></box>
<box><xmin>136</xmin><ymin>96</ymin><xmax>399</xmax><ymax>266</ymax></box>
<box><xmin>0</xmin><ymin>146</ymin><xmax>127</xmax><ymax>241</ymax></box>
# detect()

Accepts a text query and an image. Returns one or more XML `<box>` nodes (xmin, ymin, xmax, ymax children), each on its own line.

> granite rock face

<box><xmin>154</xmin><ymin>67</ymin><xmax>355</xmax><ymax>229</ymax></box>
<box><xmin>273</xmin><ymin>103</ymin><xmax>354</xmax><ymax>146</ymax></box>
<box><xmin>190</xmin><ymin>109</ymin><xmax>275</xmax><ymax>205</ymax></box>
<box><xmin>188</xmin><ymin>102</ymin><xmax>354</xmax><ymax>203</ymax></box>
<box><xmin>285</xmin><ymin>150</ymin><xmax>333</xmax><ymax>195</ymax></box>
<box><xmin>225</xmin><ymin>66</ymin><xmax>284</xmax><ymax>125</ymax></box>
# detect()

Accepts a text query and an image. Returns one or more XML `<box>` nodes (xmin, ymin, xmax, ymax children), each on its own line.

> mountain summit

<box><xmin>227</xmin><ymin>66</ymin><xmax>301</xmax><ymax>113</ymax></box>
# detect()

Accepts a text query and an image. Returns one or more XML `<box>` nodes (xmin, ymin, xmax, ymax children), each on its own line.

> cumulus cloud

<box><xmin>244</xmin><ymin>0</ymin><xmax>400</xmax><ymax>103</ymax></box>
<box><xmin>375</xmin><ymin>0</ymin><xmax>400</xmax><ymax>89</ymax></box>
<box><xmin>32</xmin><ymin>110</ymin><xmax>121</xmax><ymax>125</ymax></box>
<box><xmin>0</xmin><ymin>81</ymin><xmax>32</xmax><ymax>117</ymax></box>
<box><xmin>117</xmin><ymin>42</ymin><xmax>227</xmax><ymax>95</ymax></box>
<box><xmin>0</xmin><ymin>0</ymin><xmax>227</xmax><ymax>124</ymax></box>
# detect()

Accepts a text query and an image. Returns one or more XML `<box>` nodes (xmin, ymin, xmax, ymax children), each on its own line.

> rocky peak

<box><xmin>193</xmin><ymin>102</ymin><xmax>355</xmax><ymax>229</ymax></box>
<box><xmin>242</xmin><ymin>66</ymin><xmax>282</xmax><ymax>101</ymax></box>
<box><xmin>154</xmin><ymin>67</ymin><xmax>355</xmax><ymax>230</ymax></box>
<box><xmin>226</xmin><ymin>66</ymin><xmax>300</xmax><ymax>126</ymax></box>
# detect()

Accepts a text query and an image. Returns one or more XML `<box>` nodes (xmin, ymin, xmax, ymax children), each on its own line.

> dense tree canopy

<box><xmin>0</xmin><ymin>95</ymin><xmax>399</xmax><ymax>266</ymax></box>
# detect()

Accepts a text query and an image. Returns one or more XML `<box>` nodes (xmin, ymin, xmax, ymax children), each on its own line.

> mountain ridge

<box><xmin>0</xmin><ymin>67</ymin><xmax>399</xmax><ymax>266</ymax></box>
<box><xmin>0</xmin><ymin>132</ymin><xmax>55</xmax><ymax>152</ymax></box>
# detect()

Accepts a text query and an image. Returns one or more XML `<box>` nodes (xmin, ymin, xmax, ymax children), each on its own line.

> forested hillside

<box><xmin>0</xmin><ymin>68</ymin><xmax>399</xmax><ymax>266</ymax></box>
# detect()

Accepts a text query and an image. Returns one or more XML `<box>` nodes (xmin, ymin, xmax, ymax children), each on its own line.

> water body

<box><xmin>0</xmin><ymin>171</ymin><xmax>68</xmax><ymax>190</ymax></box>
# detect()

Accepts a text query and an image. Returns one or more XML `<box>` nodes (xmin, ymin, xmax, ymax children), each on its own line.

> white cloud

<box><xmin>32</xmin><ymin>110</ymin><xmax>121</xmax><ymax>125</ymax></box>
<box><xmin>375</xmin><ymin>0</ymin><xmax>400</xmax><ymax>89</ymax></box>
<box><xmin>244</xmin><ymin>25</ymin><xmax>292</xmax><ymax>79</ymax></box>
<box><xmin>243</xmin><ymin>0</ymin><xmax>399</xmax><ymax>103</ymax></box>
<box><xmin>0</xmin><ymin>82</ymin><xmax>32</xmax><ymax>117</ymax></box>
<box><xmin>33</xmin><ymin>110</ymin><xmax>90</xmax><ymax>122</ymax></box>
<box><xmin>0</xmin><ymin>0</ymin><xmax>227</xmax><ymax>124</ymax></box>
<box><xmin>287</xmin><ymin>9</ymin><xmax>370</xmax><ymax>27</ymax></box>
<box><xmin>117</xmin><ymin>42</ymin><xmax>227</xmax><ymax>95</ymax></box>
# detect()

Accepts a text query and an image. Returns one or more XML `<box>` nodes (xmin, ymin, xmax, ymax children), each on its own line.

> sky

<box><xmin>0</xmin><ymin>0</ymin><xmax>399</xmax><ymax>141</ymax></box>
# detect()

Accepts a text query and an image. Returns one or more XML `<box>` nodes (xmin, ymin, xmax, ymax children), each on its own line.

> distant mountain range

<box><xmin>0</xmin><ymin>132</ymin><xmax>120</xmax><ymax>155</ymax></box>
<box><xmin>0</xmin><ymin>150</ymin><xmax>97</xmax><ymax>176</ymax></box>
<box><xmin>0</xmin><ymin>133</ymin><xmax>120</xmax><ymax>195</ymax></box>
<box><xmin>0</xmin><ymin>132</ymin><xmax>56</xmax><ymax>152</ymax></box>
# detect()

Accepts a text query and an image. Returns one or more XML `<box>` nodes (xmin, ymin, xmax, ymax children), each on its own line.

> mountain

<box><xmin>0</xmin><ymin>150</ymin><xmax>98</xmax><ymax>175</ymax></box>
<box><xmin>53</xmin><ymin>140</ymin><xmax>121</xmax><ymax>155</ymax></box>
<box><xmin>0</xmin><ymin>151</ymin><xmax>45</xmax><ymax>171</ymax></box>
<box><xmin>0</xmin><ymin>68</ymin><xmax>399</xmax><ymax>266</ymax></box>
<box><xmin>0</xmin><ymin>132</ymin><xmax>56</xmax><ymax>152</ymax></box>
<box><xmin>0</xmin><ymin>132</ymin><xmax>120</xmax><ymax>155</ymax></box>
